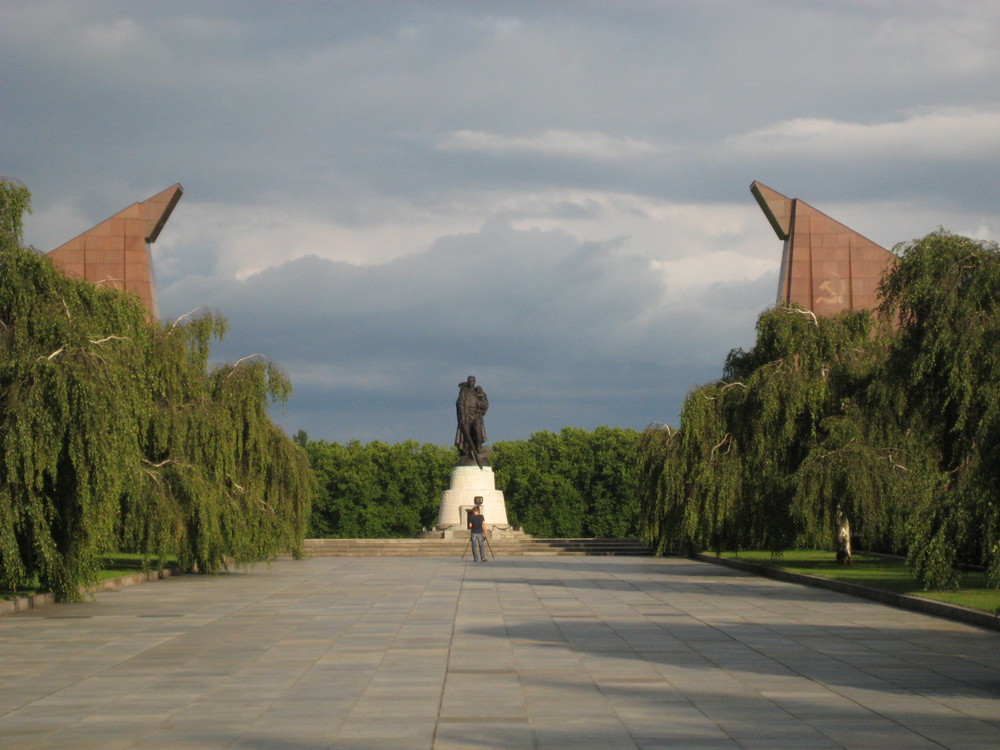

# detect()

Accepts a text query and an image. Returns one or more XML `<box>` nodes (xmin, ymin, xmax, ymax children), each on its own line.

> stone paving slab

<box><xmin>1</xmin><ymin>556</ymin><xmax>999</xmax><ymax>748</ymax></box>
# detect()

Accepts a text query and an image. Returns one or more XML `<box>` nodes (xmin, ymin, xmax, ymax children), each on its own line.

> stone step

<box><xmin>302</xmin><ymin>537</ymin><xmax>652</xmax><ymax>557</ymax></box>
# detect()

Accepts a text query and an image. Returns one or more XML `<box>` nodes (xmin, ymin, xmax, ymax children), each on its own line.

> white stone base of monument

<box><xmin>436</xmin><ymin>465</ymin><xmax>508</xmax><ymax>533</ymax></box>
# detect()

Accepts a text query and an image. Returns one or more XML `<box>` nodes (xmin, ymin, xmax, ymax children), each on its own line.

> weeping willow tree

<box><xmin>637</xmin><ymin>390</ymin><xmax>741</xmax><ymax>556</ymax></box>
<box><xmin>0</xmin><ymin>180</ymin><xmax>313</xmax><ymax>600</ymax></box>
<box><xmin>723</xmin><ymin>309</ymin><xmax>880</xmax><ymax>550</ymax></box>
<box><xmin>120</xmin><ymin>316</ymin><xmax>314</xmax><ymax>575</ymax></box>
<box><xmin>873</xmin><ymin>231</ymin><xmax>1000</xmax><ymax>588</ymax></box>
<box><xmin>640</xmin><ymin>304</ymin><xmax>886</xmax><ymax>555</ymax></box>
<box><xmin>637</xmin><ymin>425</ymin><xmax>678</xmax><ymax>555</ymax></box>
<box><xmin>640</xmin><ymin>229</ymin><xmax>1000</xmax><ymax>590</ymax></box>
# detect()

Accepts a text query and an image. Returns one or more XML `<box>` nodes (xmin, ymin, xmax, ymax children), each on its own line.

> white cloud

<box><xmin>436</xmin><ymin>129</ymin><xmax>663</xmax><ymax>161</ymax></box>
<box><xmin>726</xmin><ymin>107</ymin><xmax>1000</xmax><ymax>161</ymax></box>
<box><xmin>656</xmin><ymin>252</ymin><xmax>778</xmax><ymax>290</ymax></box>
<box><xmin>154</xmin><ymin>198</ymin><xmax>487</xmax><ymax>281</ymax></box>
<box><xmin>79</xmin><ymin>17</ymin><xmax>148</xmax><ymax>56</ymax></box>
<box><xmin>153</xmin><ymin>190</ymin><xmax>777</xmax><ymax>285</ymax></box>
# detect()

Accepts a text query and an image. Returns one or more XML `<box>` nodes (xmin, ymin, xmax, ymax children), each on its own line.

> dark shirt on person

<box><xmin>469</xmin><ymin>512</ymin><xmax>485</xmax><ymax>534</ymax></box>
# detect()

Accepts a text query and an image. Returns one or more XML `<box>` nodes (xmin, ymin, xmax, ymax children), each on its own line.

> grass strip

<box><xmin>1</xmin><ymin>553</ymin><xmax>178</xmax><ymax>600</ymax></box>
<box><xmin>721</xmin><ymin>549</ymin><xmax>1000</xmax><ymax>615</ymax></box>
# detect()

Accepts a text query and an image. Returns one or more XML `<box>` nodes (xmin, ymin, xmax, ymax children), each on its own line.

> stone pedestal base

<box><xmin>436</xmin><ymin>465</ymin><xmax>509</xmax><ymax>532</ymax></box>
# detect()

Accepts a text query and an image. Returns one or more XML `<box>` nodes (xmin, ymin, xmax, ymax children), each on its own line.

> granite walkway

<box><xmin>1</xmin><ymin>555</ymin><xmax>999</xmax><ymax>749</ymax></box>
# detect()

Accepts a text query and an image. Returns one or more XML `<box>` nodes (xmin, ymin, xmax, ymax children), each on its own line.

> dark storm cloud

<box><xmin>160</xmin><ymin>221</ymin><xmax>769</xmax><ymax>442</ymax></box>
<box><xmin>6</xmin><ymin>1</ymin><xmax>998</xmax><ymax>217</ymax></box>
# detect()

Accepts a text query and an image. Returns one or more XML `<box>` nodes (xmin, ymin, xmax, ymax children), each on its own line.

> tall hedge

<box><xmin>493</xmin><ymin>426</ymin><xmax>640</xmax><ymax>538</ymax></box>
<box><xmin>304</xmin><ymin>426</ymin><xmax>641</xmax><ymax>539</ymax></box>
<box><xmin>304</xmin><ymin>439</ymin><xmax>454</xmax><ymax>537</ymax></box>
<box><xmin>0</xmin><ymin>180</ymin><xmax>313</xmax><ymax>599</ymax></box>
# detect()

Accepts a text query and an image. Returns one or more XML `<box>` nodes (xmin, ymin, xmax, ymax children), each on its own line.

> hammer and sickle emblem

<box><xmin>815</xmin><ymin>275</ymin><xmax>847</xmax><ymax>304</ymax></box>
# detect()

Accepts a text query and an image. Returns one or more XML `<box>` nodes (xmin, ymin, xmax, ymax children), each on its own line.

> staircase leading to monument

<box><xmin>302</xmin><ymin>537</ymin><xmax>651</xmax><ymax>557</ymax></box>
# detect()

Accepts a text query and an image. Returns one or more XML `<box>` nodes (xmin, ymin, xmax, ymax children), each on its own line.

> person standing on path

<box><xmin>468</xmin><ymin>503</ymin><xmax>487</xmax><ymax>562</ymax></box>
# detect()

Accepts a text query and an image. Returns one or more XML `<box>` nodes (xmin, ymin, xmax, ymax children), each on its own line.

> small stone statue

<box><xmin>836</xmin><ymin>506</ymin><xmax>852</xmax><ymax>566</ymax></box>
<box><xmin>455</xmin><ymin>375</ymin><xmax>489</xmax><ymax>468</ymax></box>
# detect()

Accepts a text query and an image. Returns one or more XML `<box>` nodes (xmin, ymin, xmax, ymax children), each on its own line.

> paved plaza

<box><xmin>2</xmin><ymin>555</ymin><xmax>1000</xmax><ymax>749</ymax></box>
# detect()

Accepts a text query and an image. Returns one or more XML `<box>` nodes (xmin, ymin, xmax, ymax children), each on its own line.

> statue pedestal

<box><xmin>436</xmin><ymin>465</ymin><xmax>508</xmax><ymax>534</ymax></box>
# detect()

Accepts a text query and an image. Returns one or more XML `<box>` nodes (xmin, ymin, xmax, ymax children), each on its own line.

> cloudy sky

<box><xmin>3</xmin><ymin>1</ymin><xmax>998</xmax><ymax>446</ymax></box>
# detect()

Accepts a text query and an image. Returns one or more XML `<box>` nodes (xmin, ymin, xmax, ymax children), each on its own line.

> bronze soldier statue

<box><xmin>455</xmin><ymin>376</ymin><xmax>489</xmax><ymax>468</ymax></box>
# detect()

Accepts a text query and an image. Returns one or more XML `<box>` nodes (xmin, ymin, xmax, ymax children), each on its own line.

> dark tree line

<box><xmin>492</xmin><ymin>427</ymin><xmax>640</xmax><ymax>538</ymax></box>
<box><xmin>301</xmin><ymin>438</ymin><xmax>455</xmax><ymax>538</ymax></box>
<box><xmin>639</xmin><ymin>230</ymin><xmax>1000</xmax><ymax>590</ymax></box>
<box><xmin>0</xmin><ymin>180</ymin><xmax>313</xmax><ymax>600</ymax></box>
<box><xmin>305</xmin><ymin>426</ymin><xmax>641</xmax><ymax>539</ymax></box>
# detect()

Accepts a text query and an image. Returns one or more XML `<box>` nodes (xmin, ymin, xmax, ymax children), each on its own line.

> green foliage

<box><xmin>641</xmin><ymin>389</ymin><xmax>742</xmax><ymax>555</ymax></box>
<box><xmin>639</xmin><ymin>230</ymin><xmax>1000</xmax><ymax>591</ymax></box>
<box><xmin>877</xmin><ymin>231</ymin><xmax>1000</xmax><ymax>588</ymax></box>
<box><xmin>0</xmin><ymin>181</ymin><xmax>313</xmax><ymax>599</ymax></box>
<box><xmin>493</xmin><ymin>426</ymin><xmax>640</xmax><ymax>538</ymax></box>
<box><xmin>305</xmin><ymin>440</ymin><xmax>454</xmax><ymax>537</ymax></box>
<box><xmin>0</xmin><ymin>178</ymin><xmax>30</xmax><ymax>244</ymax></box>
<box><xmin>304</xmin><ymin>427</ymin><xmax>640</xmax><ymax>540</ymax></box>
<box><xmin>640</xmin><ymin>306</ymin><xmax>879</xmax><ymax>555</ymax></box>
<box><xmin>637</xmin><ymin>424</ymin><xmax>685</xmax><ymax>555</ymax></box>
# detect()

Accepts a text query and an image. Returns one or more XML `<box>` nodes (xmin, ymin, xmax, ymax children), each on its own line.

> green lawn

<box><xmin>1</xmin><ymin>553</ymin><xmax>178</xmax><ymax>600</ymax></box>
<box><xmin>720</xmin><ymin>549</ymin><xmax>1000</xmax><ymax>615</ymax></box>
